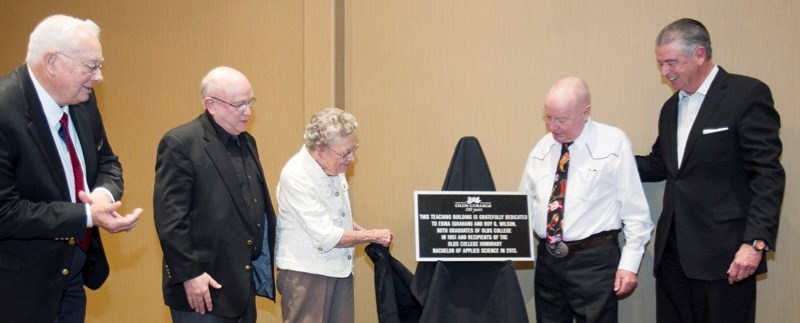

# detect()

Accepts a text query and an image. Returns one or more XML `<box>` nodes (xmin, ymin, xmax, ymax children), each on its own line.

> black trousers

<box><xmin>656</xmin><ymin>227</ymin><xmax>756</xmax><ymax>323</ymax></box>
<box><xmin>534</xmin><ymin>241</ymin><xmax>620</xmax><ymax>323</ymax></box>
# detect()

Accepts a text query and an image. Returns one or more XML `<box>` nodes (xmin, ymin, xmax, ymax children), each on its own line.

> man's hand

<box><xmin>183</xmin><ymin>273</ymin><xmax>223</xmax><ymax>314</ymax></box>
<box><xmin>726</xmin><ymin>244</ymin><xmax>763</xmax><ymax>284</ymax></box>
<box><xmin>80</xmin><ymin>191</ymin><xmax>142</xmax><ymax>233</ymax></box>
<box><xmin>614</xmin><ymin>269</ymin><xmax>638</xmax><ymax>296</ymax></box>
<box><xmin>86</xmin><ymin>189</ymin><xmax>114</xmax><ymax>205</ymax></box>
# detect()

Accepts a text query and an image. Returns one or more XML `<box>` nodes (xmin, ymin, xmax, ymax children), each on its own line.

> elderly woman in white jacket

<box><xmin>275</xmin><ymin>107</ymin><xmax>392</xmax><ymax>323</ymax></box>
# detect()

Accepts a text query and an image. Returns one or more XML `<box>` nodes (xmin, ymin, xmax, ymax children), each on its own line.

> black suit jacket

<box><xmin>154</xmin><ymin>113</ymin><xmax>277</xmax><ymax>318</ymax></box>
<box><xmin>0</xmin><ymin>64</ymin><xmax>123</xmax><ymax>322</ymax></box>
<box><xmin>637</xmin><ymin>67</ymin><xmax>784</xmax><ymax>280</ymax></box>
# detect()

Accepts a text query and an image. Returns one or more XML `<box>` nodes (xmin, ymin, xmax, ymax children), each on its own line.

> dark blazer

<box><xmin>0</xmin><ymin>64</ymin><xmax>123</xmax><ymax>322</ymax></box>
<box><xmin>154</xmin><ymin>113</ymin><xmax>277</xmax><ymax>318</ymax></box>
<box><xmin>637</xmin><ymin>67</ymin><xmax>785</xmax><ymax>280</ymax></box>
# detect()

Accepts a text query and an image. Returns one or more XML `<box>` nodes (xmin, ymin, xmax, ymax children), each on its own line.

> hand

<box><xmin>183</xmin><ymin>273</ymin><xmax>222</xmax><ymax>314</ymax></box>
<box><xmin>86</xmin><ymin>189</ymin><xmax>114</xmax><ymax>205</ymax></box>
<box><xmin>80</xmin><ymin>191</ymin><xmax>142</xmax><ymax>233</ymax></box>
<box><xmin>726</xmin><ymin>243</ymin><xmax>763</xmax><ymax>284</ymax></box>
<box><xmin>370</xmin><ymin>229</ymin><xmax>393</xmax><ymax>247</ymax></box>
<box><xmin>614</xmin><ymin>269</ymin><xmax>638</xmax><ymax>295</ymax></box>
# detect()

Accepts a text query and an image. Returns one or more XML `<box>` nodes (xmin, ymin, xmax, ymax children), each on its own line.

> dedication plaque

<box><xmin>414</xmin><ymin>191</ymin><xmax>533</xmax><ymax>261</ymax></box>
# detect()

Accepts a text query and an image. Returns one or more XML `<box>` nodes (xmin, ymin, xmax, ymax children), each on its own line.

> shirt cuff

<box><xmin>618</xmin><ymin>248</ymin><xmax>643</xmax><ymax>274</ymax></box>
<box><xmin>84</xmin><ymin>187</ymin><xmax>115</xmax><ymax>228</ymax></box>
<box><xmin>85</xmin><ymin>204</ymin><xmax>93</xmax><ymax>228</ymax></box>
<box><xmin>92</xmin><ymin>187</ymin><xmax>116</xmax><ymax>203</ymax></box>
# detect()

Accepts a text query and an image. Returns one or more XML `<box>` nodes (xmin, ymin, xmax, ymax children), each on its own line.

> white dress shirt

<box><xmin>275</xmin><ymin>146</ymin><xmax>355</xmax><ymax>278</ymax></box>
<box><xmin>519</xmin><ymin>118</ymin><xmax>654</xmax><ymax>273</ymax></box>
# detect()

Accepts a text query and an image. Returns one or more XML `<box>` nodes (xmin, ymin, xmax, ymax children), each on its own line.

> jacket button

<box><xmin>247</xmin><ymin>239</ymin><xmax>254</xmax><ymax>246</ymax></box>
<box><xmin>68</xmin><ymin>238</ymin><xmax>76</xmax><ymax>245</ymax></box>
<box><xmin>347</xmin><ymin>255</ymin><xmax>352</xmax><ymax>260</ymax></box>
<box><xmin>244</xmin><ymin>265</ymin><xmax>252</xmax><ymax>272</ymax></box>
<box><xmin>62</xmin><ymin>269</ymin><xmax>70</xmax><ymax>276</ymax></box>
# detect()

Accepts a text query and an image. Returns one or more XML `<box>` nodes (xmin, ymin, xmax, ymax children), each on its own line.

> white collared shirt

<box><xmin>519</xmin><ymin>118</ymin><xmax>653</xmax><ymax>273</ymax></box>
<box><xmin>275</xmin><ymin>146</ymin><xmax>355</xmax><ymax>278</ymax></box>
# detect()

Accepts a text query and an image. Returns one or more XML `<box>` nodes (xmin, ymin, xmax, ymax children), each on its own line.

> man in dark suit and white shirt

<box><xmin>0</xmin><ymin>14</ymin><xmax>142</xmax><ymax>323</ymax></box>
<box><xmin>636</xmin><ymin>18</ymin><xmax>785</xmax><ymax>323</ymax></box>
<box><xmin>154</xmin><ymin>66</ymin><xmax>276</xmax><ymax>322</ymax></box>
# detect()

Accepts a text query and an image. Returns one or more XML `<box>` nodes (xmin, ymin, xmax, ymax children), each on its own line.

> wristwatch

<box><xmin>749</xmin><ymin>239</ymin><xmax>767</xmax><ymax>252</ymax></box>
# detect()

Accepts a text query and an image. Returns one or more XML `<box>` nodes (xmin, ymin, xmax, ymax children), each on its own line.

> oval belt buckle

<box><xmin>546</xmin><ymin>241</ymin><xmax>569</xmax><ymax>258</ymax></box>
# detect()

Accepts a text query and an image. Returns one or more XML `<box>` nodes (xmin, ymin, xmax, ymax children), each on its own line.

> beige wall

<box><xmin>1</xmin><ymin>1</ymin><xmax>797</xmax><ymax>322</ymax></box>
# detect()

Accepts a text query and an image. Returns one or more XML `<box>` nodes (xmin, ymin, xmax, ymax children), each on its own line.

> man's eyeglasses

<box><xmin>326</xmin><ymin>144</ymin><xmax>359</xmax><ymax>160</ymax></box>
<box><xmin>57</xmin><ymin>52</ymin><xmax>103</xmax><ymax>74</ymax></box>
<box><xmin>211</xmin><ymin>96</ymin><xmax>257</xmax><ymax>111</ymax></box>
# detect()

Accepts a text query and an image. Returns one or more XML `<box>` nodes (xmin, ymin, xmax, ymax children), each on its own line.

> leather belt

<box><xmin>541</xmin><ymin>229</ymin><xmax>620</xmax><ymax>252</ymax></box>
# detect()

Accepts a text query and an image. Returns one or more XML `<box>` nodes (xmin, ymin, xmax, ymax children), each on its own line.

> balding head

<box><xmin>200</xmin><ymin>66</ymin><xmax>251</xmax><ymax>99</ymax></box>
<box><xmin>543</xmin><ymin>77</ymin><xmax>591</xmax><ymax>143</ymax></box>
<box><xmin>201</xmin><ymin>66</ymin><xmax>254</xmax><ymax>135</ymax></box>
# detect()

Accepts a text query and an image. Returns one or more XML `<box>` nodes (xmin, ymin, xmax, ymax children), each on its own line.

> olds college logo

<box><xmin>454</xmin><ymin>196</ymin><xmax>492</xmax><ymax>212</ymax></box>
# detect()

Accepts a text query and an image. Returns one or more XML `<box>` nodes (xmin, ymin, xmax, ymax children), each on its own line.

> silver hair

<box><xmin>26</xmin><ymin>15</ymin><xmax>101</xmax><ymax>64</ymax></box>
<box><xmin>304</xmin><ymin>108</ymin><xmax>358</xmax><ymax>149</ymax></box>
<box><xmin>656</xmin><ymin>18</ymin><xmax>712</xmax><ymax>59</ymax></box>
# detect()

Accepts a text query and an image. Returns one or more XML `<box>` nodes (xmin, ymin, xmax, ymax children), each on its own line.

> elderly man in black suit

<box><xmin>0</xmin><ymin>14</ymin><xmax>142</xmax><ymax>323</ymax></box>
<box><xmin>154</xmin><ymin>66</ymin><xmax>276</xmax><ymax>323</ymax></box>
<box><xmin>637</xmin><ymin>18</ymin><xmax>785</xmax><ymax>323</ymax></box>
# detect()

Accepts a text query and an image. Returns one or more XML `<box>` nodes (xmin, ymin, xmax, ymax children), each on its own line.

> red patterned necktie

<box><xmin>59</xmin><ymin>112</ymin><xmax>91</xmax><ymax>251</ymax></box>
<box><xmin>545</xmin><ymin>142</ymin><xmax>572</xmax><ymax>257</ymax></box>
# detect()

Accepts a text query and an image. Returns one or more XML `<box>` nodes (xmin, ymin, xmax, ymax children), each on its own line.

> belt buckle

<box><xmin>546</xmin><ymin>241</ymin><xmax>569</xmax><ymax>258</ymax></box>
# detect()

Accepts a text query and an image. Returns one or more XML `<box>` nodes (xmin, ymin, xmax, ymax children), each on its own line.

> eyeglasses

<box><xmin>211</xmin><ymin>96</ymin><xmax>257</xmax><ymax>111</ymax></box>
<box><xmin>57</xmin><ymin>52</ymin><xmax>103</xmax><ymax>74</ymax></box>
<box><xmin>326</xmin><ymin>144</ymin><xmax>359</xmax><ymax>160</ymax></box>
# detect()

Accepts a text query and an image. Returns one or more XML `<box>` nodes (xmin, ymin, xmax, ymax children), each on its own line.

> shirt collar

<box><xmin>547</xmin><ymin>117</ymin><xmax>595</xmax><ymax>151</ymax></box>
<box><xmin>680</xmin><ymin>64</ymin><xmax>719</xmax><ymax>100</ymax></box>
<box><xmin>205</xmin><ymin>109</ymin><xmax>241</xmax><ymax>143</ymax></box>
<box><xmin>27</xmin><ymin>65</ymin><xmax>67</xmax><ymax>130</ymax></box>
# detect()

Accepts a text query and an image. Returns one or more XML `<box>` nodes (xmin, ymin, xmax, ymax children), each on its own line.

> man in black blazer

<box><xmin>636</xmin><ymin>18</ymin><xmax>784</xmax><ymax>323</ymax></box>
<box><xmin>0</xmin><ymin>15</ymin><xmax>141</xmax><ymax>322</ymax></box>
<box><xmin>154</xmin><ymin>66</ymin><xmax>276</xmax><ymax>322</ymax></box>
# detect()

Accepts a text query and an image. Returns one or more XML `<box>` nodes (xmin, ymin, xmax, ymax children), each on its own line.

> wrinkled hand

<box><xmin>183</xmin><ymin>273</ymin><xmax>222</xmax><ymax>314</ymax></box>
<box><xmin>727</xmin><ymin>244</ymin><xmax>762</xmax><ymax>284</ymax></box>
<box><xmin>614</xmin><ymin>269</ymin><xmax>638</xmax><ymax>295</ymax></box>
<box><xmin>370</xmin><ymin>229</ymin><xmax>393</xmax><ymax>247</ymax></box>
<box><xmin>80</xmin><ymin>191</ymin><xmax>142</xmax><ymax>233</ymax></box>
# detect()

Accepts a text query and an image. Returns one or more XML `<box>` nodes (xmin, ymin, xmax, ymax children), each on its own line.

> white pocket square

<box><xmin>702</xmin><ymin>127</ymin><xmax>729</xmax><ymax>134</ymax></box>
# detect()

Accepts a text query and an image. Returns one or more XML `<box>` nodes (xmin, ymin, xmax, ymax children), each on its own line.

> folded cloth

<box><xmin>365</xmin><ymin>243</ymin><xmax>422</xmax><ymax>323</ymax></box>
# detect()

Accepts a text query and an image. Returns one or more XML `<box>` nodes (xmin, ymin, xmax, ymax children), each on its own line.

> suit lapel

<box><xmin>662</xmin><ymin>93</ymin><xmax>681</xmax><ymax>176</ymax></box>
<box><xmin>242</xmin><ymin>135</ymin><xmax>266</xmax><ymax>185</ymax></box>
<box><xmin>200</xmin><ymin>116</ymin><xmax>255</xmax><ymax>235</ymax></box>
<box><xmin>18</xmin><ymin>66</ymin><xmax>71</xmax><ymax>201</ymax></box>
<box><xmin>681</xmin><ymin>68</ymin><xmax>728</xmax><ymax>169</ymax></box>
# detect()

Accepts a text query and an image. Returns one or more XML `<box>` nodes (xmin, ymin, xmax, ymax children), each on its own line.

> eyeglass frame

<box><xmin>56</xmin><ymin>52</ymin><xmax>103</xmax><ymax>74</ymax></box>
<box><xmin>210</xmin><ymin>96</ymin><xmax>257</xmax><ymax>111</ymax></box>
<box><xmin>325</xmin><ymin>143</ymin><xmax>359</xmax><ymax>160</ymax></box>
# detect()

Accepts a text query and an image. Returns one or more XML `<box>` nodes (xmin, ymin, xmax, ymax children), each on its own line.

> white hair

<box><xmin>26</xmin><ymin>14</ymin><xmax>101</xmax><ymax>64</ymax></box>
